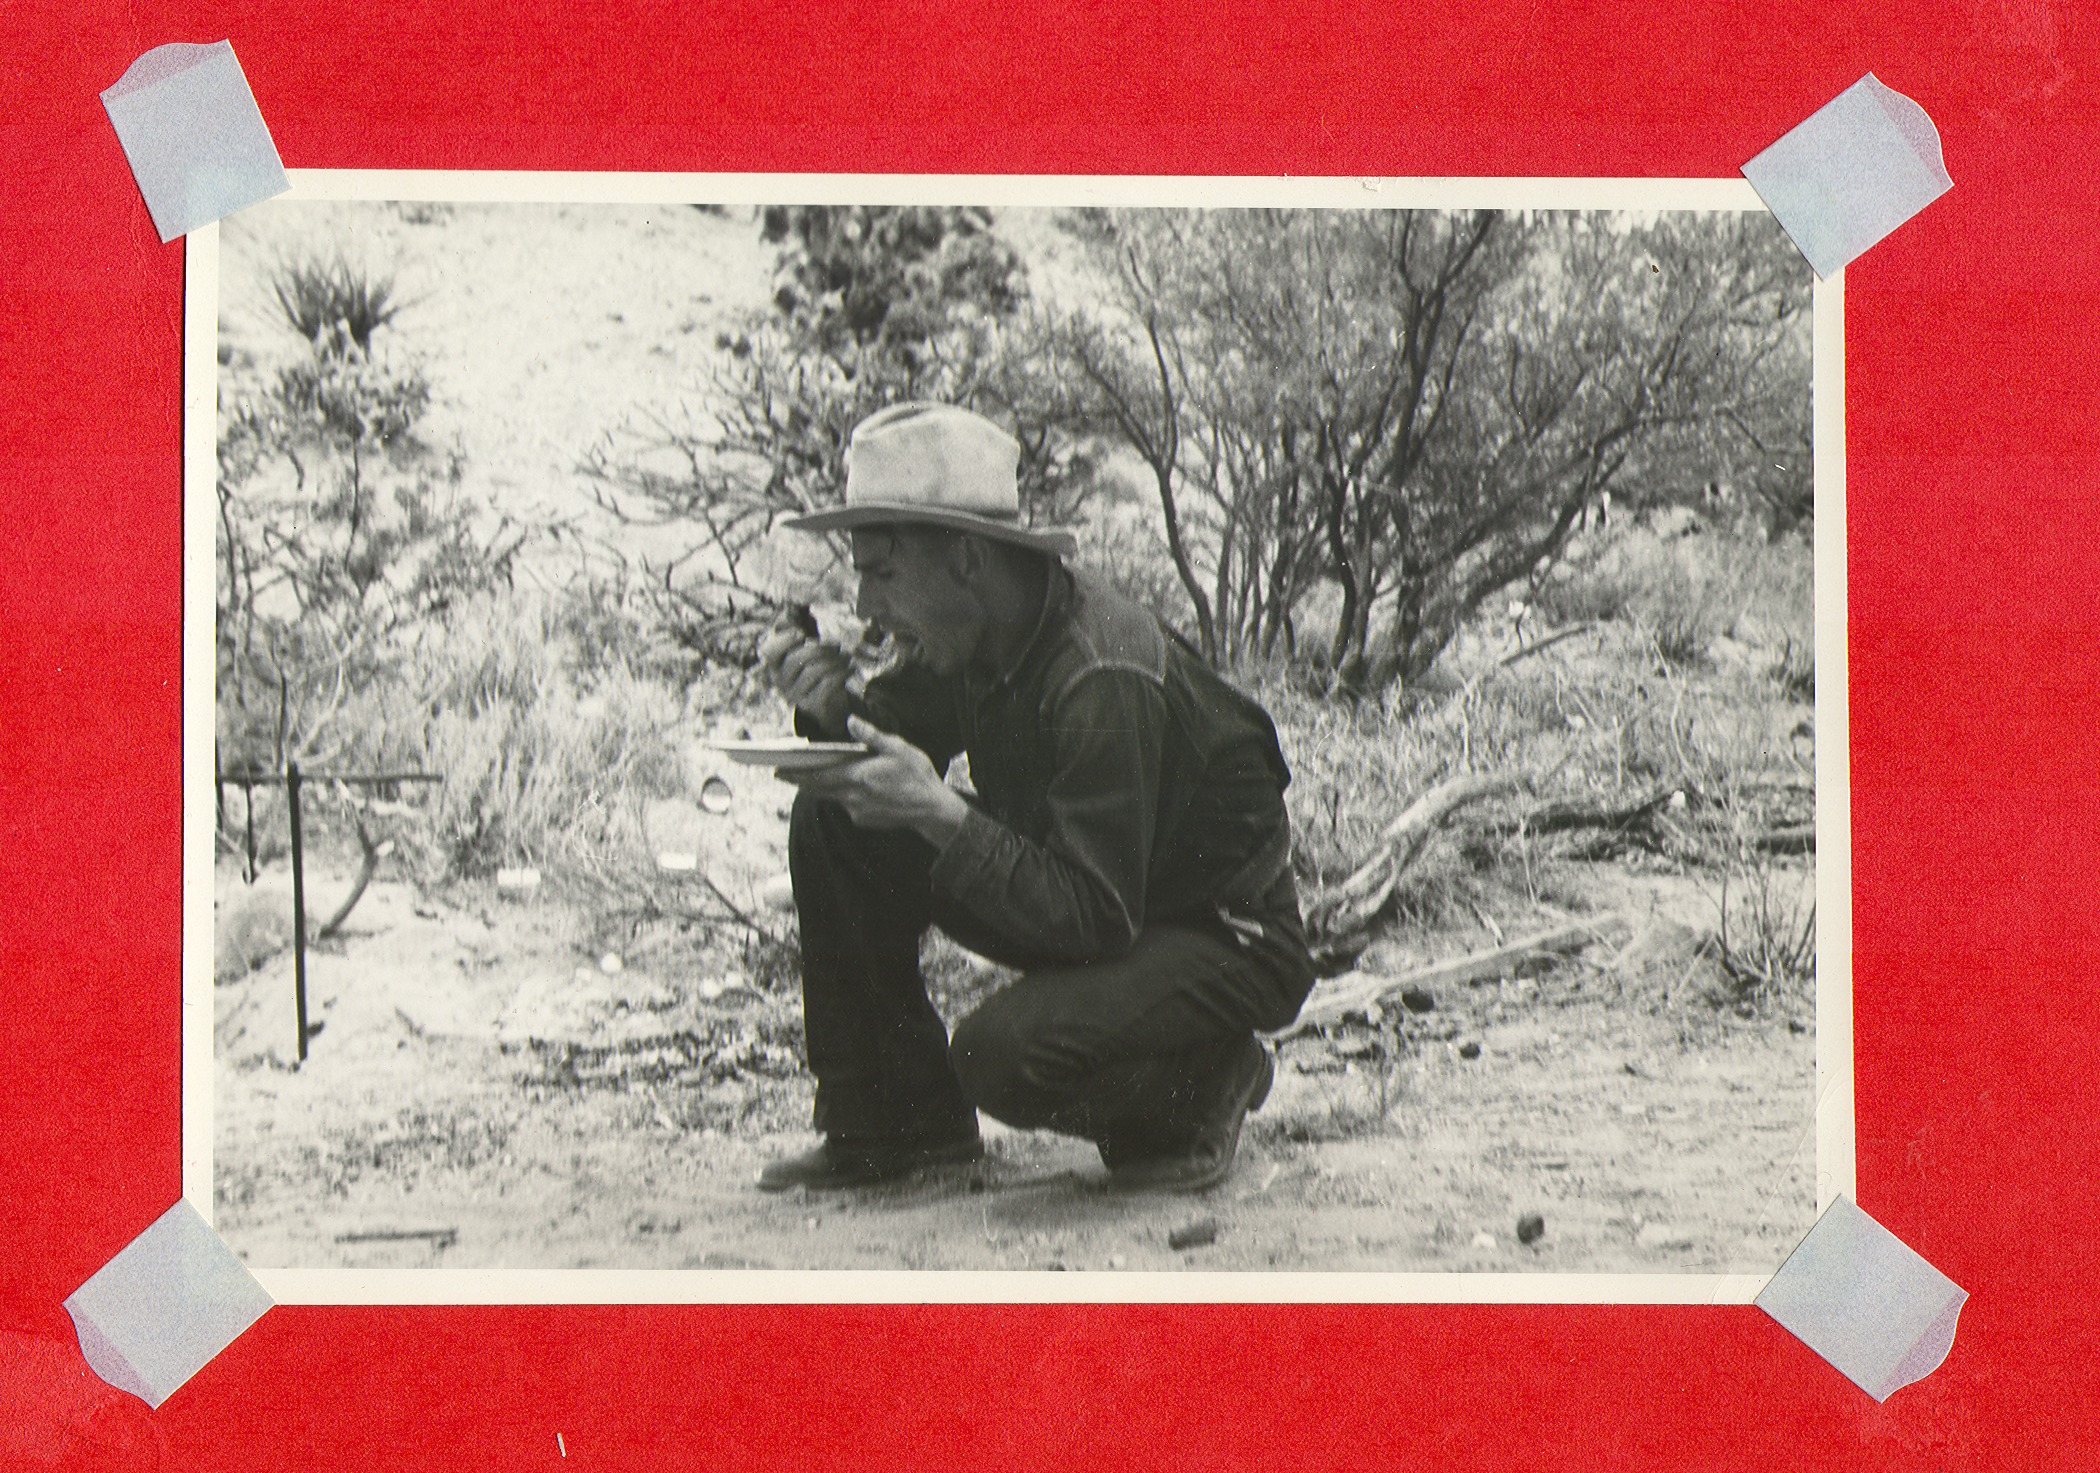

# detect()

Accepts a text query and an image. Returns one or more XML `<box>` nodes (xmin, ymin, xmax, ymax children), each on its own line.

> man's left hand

<box><xmin>783</xmin><ymin>716</ymin><xmax>970</xmax><ymax>847</ymax></box>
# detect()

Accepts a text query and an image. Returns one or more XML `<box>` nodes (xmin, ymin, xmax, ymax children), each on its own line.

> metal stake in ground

<box><xmin>218</xmin><ymin>765</ymin><xmax>441</xmax><ymax>1065</ymax></box>
<box><xmin>286</xmin><ymin>761</ymin><xmax>310</xmax><ymax>1062</ymax></box>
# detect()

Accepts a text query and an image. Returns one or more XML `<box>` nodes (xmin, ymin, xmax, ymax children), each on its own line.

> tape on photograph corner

<box><xmin>100</xmin><ymin>41</ymin><xmax>289</xmax><ymax>242</ymax></box>
<box><xmin>63</xmin><ymin>1199</ymin><xmax>273</xmax><ymax>1408</ymax></box>
<box><xmin>1755</xmin><ymin>1196</ymin><xmax>1966</xmax><ymax>1402</ymax></box>
<box><xmin>1741</xmin><ymin>73</ymin><xmax>1952</xmax><ymax>278</ymax></box>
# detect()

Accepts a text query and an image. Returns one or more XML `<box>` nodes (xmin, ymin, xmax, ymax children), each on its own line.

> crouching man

<box><xmin>756</xmin><ymin>402</ymin><xmax>1313</xmax><ymax>1194</ymax></box>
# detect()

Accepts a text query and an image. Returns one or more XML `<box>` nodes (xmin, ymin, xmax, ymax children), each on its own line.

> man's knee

<box><xmin>949</xmin><ymin>1001</ymin><xmax>1075</xmax><ymax>1127</ymax></box>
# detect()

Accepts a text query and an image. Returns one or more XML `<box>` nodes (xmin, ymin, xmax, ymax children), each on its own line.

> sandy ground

<box><xmin>210</xmin><ymin>197</ymin><xmax>1817</xmax><ymax>1278</ymax></box>
<box><xmin>213</xmin><ymin>853</ymin><xmax>1814</xmax><ymax>1276</ymax></box>
<box><xmin>217</xmin><ymin>199</ymin><xmax>775</xmax><ymax>542</ymax></box>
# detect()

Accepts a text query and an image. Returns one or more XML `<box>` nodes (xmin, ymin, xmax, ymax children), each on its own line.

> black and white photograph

<box><xmin>200</xmin><ymin>181</ymin><xmax>1829</xmax><ymax>1283</ymax></box>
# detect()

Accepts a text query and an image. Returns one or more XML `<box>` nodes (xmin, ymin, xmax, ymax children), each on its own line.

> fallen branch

<box><xmin>1497</xmin><ymin>621</ymin><xmax>1599</xmax><ymax>670</ymax></box>
<box><xmin>1753</xmin><ymin>825</ymin><xmax>1816</xmax><ymax>855</ymax></box>
<box><xmin>316</xmin><ymin>808</ymin><xmax>380</xmax><ymax>940</ymax></box>
<box><xmin>1308</xmin><ymin>773</ymin><xmax>1526</xmax><ymax>939</ymax></box>
<box><xmin>1514</xmin><ymin>785</ymin><xmax>1687</xmax><ymax>839</ymax></box>
<box><xmin>1269</xmin><ymin>915</ymin><xmax>1625</xmax><ymax>1041</ymax></box>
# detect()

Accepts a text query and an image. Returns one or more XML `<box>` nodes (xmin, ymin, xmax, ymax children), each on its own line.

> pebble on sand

<box><xmin>1169</xmin><ymin>1217</ymin><xmax>1220</xmax><ymax>1251</ymax></box>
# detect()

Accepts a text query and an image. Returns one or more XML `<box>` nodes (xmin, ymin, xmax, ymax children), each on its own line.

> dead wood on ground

<box><xmin>1272</xmin><ymin>915</ymin><xmax>1624</xmax><ymax>1040</ymax></box>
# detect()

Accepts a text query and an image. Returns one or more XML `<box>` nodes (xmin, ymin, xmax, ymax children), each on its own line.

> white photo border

<box><xmin>184</xmin><ymin>170</ymin><xmax>1852</xmax><ymax>1305</ymax></box>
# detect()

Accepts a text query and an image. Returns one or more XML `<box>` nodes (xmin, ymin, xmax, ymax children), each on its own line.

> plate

<box><xmin>705</xmin><ymin>738</ymin><xmax>870</xmax><ymax>771</ymax></box>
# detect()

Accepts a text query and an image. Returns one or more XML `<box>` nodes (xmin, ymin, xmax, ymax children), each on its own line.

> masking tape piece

<box><xmin>64</xmin><ymin>1199</ymin><xmax>273</xmax><ymax>1408</ymax></box>
<box><xmin>1755</xmin><ymin>1196</ymin><xmax>1966</xmax><ymax>1402</ymax></box>
<box><xmin>100</xmin><ymin>41</ymin><xmax>289</xmax><ymax>242</ymax></box>
<box><xmin>1740</xmin><ymin>73</ymin><xmax>1952</xmax><ymax>277</ymax></box>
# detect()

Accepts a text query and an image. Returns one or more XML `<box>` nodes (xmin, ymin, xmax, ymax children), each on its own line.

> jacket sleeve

<box><xmin>926</xmin><ymin>665</ymin><xmax>1163</xmax><ymax>964</ymax></box>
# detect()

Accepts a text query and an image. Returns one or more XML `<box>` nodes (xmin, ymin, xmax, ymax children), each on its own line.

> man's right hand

<box><xmin>757</xmin><ymin>627</ymin><xmax>853</xmax><ymax>736</ymax></box>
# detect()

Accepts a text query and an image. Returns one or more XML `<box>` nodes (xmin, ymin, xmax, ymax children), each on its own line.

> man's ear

<box><xmin>950</xmin><ymin>533</ymin><xmax>992</xmax><ymax>587</ymax></box>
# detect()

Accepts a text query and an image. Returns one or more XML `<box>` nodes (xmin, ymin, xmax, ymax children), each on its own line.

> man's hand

<box><xmin>784</xmin><ymin>716</ymin><xmax>969</xmax><ymax>847</ymax></box>
<box><xmin>757</xmin><ymin>626</ymin><xmax>852</xmax><ymax>736</ymax></box>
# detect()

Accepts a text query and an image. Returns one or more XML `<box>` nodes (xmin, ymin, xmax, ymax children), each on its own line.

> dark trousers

<box><xmin>788</xmin><ymin>794</ymin><xmax>1314</xmax><ymax>1161</ymax></box>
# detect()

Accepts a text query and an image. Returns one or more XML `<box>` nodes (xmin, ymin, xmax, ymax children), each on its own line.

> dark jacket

<box><xmin>858</xmin><ymin>567</ymin><xmax>1300</xmax><ymax>967</ymax></box>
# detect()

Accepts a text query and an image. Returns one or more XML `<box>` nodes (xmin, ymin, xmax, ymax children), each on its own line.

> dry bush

<box><xmin>414</xmin><ymin>600</ymin><xmax>688</xmax><ymax>882</ymax></box>
<box><xmin>1258</xmin><ymin>540</ymin><xmax>1812</xmax><ymax>976</ymax></box>
<box><xmin>1707</xmin><ymin>859</ymin><xmax>1816</xmax><ymax>1012</ymax></box>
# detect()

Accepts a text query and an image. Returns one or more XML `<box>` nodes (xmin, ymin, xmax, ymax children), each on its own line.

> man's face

<box><xmin>851</xmin><ymin>528</ymin><xmax>983</xmax><ymax>677</ymax></box>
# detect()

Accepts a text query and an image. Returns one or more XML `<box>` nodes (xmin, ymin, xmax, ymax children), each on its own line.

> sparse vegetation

<box><xmin>214</xmin><ymin>200</ymin><xmax>1817</xmax><ymax>1273</ymax></box>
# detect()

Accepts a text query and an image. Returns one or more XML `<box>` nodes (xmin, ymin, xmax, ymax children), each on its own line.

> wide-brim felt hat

<box><xmin>785</xmin><ymin>401</ymin><xmax>1078</xmax><ymax>558</ymax></box>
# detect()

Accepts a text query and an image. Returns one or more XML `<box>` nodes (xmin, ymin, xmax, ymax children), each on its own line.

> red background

<box><xmin>5</xmin><ymin>1</ymin><xmax>2096</xmax><ymax>1466</ymax></box>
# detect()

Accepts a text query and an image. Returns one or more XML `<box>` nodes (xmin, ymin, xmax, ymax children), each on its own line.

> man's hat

<box><xmin>784</xmin><ymin>402</ymin><xmax>1077</xmax><ymax>557</ymax></box>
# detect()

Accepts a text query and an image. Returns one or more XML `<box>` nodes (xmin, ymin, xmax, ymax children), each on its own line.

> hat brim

<box><xmin>785</xmin><ymin>502</ymin><xmax>1077</xmax><ymax>558</ymax></box>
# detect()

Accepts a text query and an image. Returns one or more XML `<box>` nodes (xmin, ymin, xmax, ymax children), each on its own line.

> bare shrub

<box><xmin>1706</xmin><ymin>857</ymin><xmax>1816</xmax><ymax>1013</ymax></box>
<box><xmin>1056</xmin><ymin>210</ymin><xmax>1811</xmax><ymax>694</ymax></box>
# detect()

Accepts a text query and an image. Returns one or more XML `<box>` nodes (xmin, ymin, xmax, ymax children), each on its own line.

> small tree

<box><xmin>1051</xmin><ymin>209</ymin><xmax>1525</xmax><ymax>675</ymax></box>
<box><xmin>216</xmin><ymin>260</ymin><xmax>523</xmax><ymax>775</ymax></box>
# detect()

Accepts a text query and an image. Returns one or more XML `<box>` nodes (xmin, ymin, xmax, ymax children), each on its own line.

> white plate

<box><xmin>705</xmin><ymin>738</ymin><xmax>870</xmax><ymax>771</ymax></box>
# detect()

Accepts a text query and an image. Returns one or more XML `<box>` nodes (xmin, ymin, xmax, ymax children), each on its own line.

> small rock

<box><xmin>1457</xmin><ymin>1040</ymin><xmax>1482</xmax><ymax>1060</ymax></box>
<box><xmin>657</xmin><ymin>852</ymin><xmax>698</xmax><ymax>872</ymax></box>
<box><xmin>697</xmin><ymin>978</ymin><xmax>725</xmax><ymax>1001</ymax></box>
<box><xmin>598</xmin><ymin>952</ymin><xmax>624</xmax><ymax>974</ymax></box>
<box><xmin>1400</xmin><ymin>987</ymin><xmax>1436</xmax><ymax>1014</ymax></box>
<box><xmin>1470</xmin><ymin>1230</ymin><xmax>1497</xmax><ymax>1249</ymax></box>
<box><xmin>1516</xmin><ymin>1213</ymin><xmax>1545</xmax><ymax>1246</ymax></box>
<box><xmin>1168</xmin><ymin>1217</ymin><xmax>1220</xmax><ymax>1251</ymax></box>
<box><xmin>1636</xmin><ymin>1222</ymin><xmax>1694</xmax><ymax>1250</ymax></box>
<box><xmin>758</xmin><ymin>874</ymin><xmax>797</xmax><ymax>912</ymax></box>
<box><xmin>495</xmin><ymin>867</ymin><xmax>541</xmax><ymax>895</ymax></box>
<box><xmin>1108</xmin><ymin>1254</ymin><xmax>1127</xmax><ymax>1269</ymax></box>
